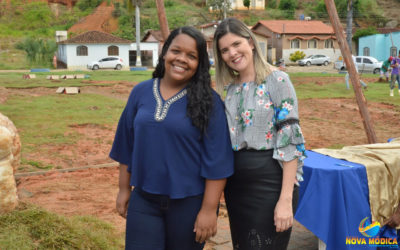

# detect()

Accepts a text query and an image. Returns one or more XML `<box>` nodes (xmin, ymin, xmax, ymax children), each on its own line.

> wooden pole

<box><xmin>324</xmin><ymin>0</ymin><xmax>377</xmax><ymax>143</ymax></box>
<box><xmin>156</xmin><ymin>0</ymin><xmax>170</xmax><ymax>41</ymax></box>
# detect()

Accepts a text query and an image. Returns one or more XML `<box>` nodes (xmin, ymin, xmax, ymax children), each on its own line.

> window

<box><xmin>308</xmin><ymin>39</ymin><xmax>317</xmax><ymax>49</ymax></box>
<box><xmin>291</xmin><ymin>39</ymin><xmax>300</xmax><ymax>49</ymax></box>
<box><xmin>363</xmin><ymin>58</ymin><xmax>372</xmax><ymax>64</ymax></box>
<box><xmin>108</xmin><ymin>46</ymin><xmax>119</xmax><ymax>56</ymax></box>
<box><xmin>390</xmin><ymin>47</ymin><xmax>397</xmax><ymax>57</ymax></box>
<box><xmin>363</xmin><ymin>47</ymin><xmax>370</xmax><ymax>56</ymax></box>
<box><xmin>76</xmin><ymin>45</ymin><xmax>88</xmax><ymax>56</ymax></box>
<box><xmin>356</xmin><ymin>57</ymin><xmax>361</xmax><ymax>63</ymax></box>
<box><xmin>325</xmin><ymin>39</ymin><xmax>333</xmax><ymax>48</ymax></box>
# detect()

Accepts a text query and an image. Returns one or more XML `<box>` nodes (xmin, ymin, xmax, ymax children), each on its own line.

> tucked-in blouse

<box><xmin>110</xmin><ymin>78</ymin><xmax>234</xmax><ymax>199</ymax></box>
<box><xmin>224</xmin><ymin>70</ymin><xmax>306</xmax><ymax>181</ymax></box>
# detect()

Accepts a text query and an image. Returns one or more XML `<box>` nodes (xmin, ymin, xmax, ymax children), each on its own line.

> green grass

<box><xmin>291</xmin><ymin>73</ymin><xmax>400</xmax><ymax>107</ymax></box>
<box><xmin>0</xmin><ymin>203</ymin><xmax>124</xmax><ymax>250</ymax></box>
<box><xmin>0</xmin><ymin>93</ymin><xmax>125</xmax><ymax>156</ymax></box>
<box><xmin>0</xmin><ymin>70</ymin><xmax>153</xmax><ymax>88</ymax></box>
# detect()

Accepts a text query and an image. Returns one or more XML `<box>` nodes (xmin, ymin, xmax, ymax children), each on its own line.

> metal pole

<box><xmin>324</xmin><ymin>0</ymin><xmax>377</xmax><ymax>143</ymax></box>
<box><xmin>346</xmin><ymin>0</ymin><xmax>353</xmax><ymax>53</ymax></box>
<box><xmin>135</xmin><ymin>0</ymin><xmax>142</xmax><ymax>67</ymax></box>
<box><xmin>223</xmin><ymin>0</ymin><xmax>227</xmax><ymax>19</ymax></box>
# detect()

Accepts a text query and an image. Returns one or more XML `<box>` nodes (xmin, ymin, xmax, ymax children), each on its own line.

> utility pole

<box><xmin>134</xmin><ymin>0</ymin><xmax>142</xmax><ymax>67</ymax></box>
<box><xmin>223</xmin><ymin>0</ymin><xmax>227</xmax><ymax>19</ymax></box>
<box><xmin>346</xmin><ymin>0</ymin><xmax>353</xmax><ymax>53</ymax></box>
<box><xmin>156</xmin><ymin>0</ymin><xmax>170</xmax><ymax>41</ymax></box>
<box><xmin>324</xmin><ymin>0</ymin><xmax>377</xmax><ymax>144</ymax></box>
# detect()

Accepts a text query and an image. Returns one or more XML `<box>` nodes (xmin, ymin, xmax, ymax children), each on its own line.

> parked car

<box><xmin>334</xmin><ymin>56</ymin><xmax>382</xmax><ymax>74</ymax></box>
<box><xmin>298</xmin><ymin>55</ymin><xmax>331</xmax><ymax>66</ymax></box>
<box><xmin>87</xmin><ymin>57</ymin><xmax>124</xmax><ymax>70</ymax></box>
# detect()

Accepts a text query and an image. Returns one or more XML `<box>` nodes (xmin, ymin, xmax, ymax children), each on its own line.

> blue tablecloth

<box><xmin>295</xmin><ymin>150</ymin><xmax>399</xmax><ymax>250</ymax></box>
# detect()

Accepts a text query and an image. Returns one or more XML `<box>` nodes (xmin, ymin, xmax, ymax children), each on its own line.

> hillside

<box><xmin>1</xmin><ymin>0</ymin><xmax>400</xmax><ymax>69</ymax></box>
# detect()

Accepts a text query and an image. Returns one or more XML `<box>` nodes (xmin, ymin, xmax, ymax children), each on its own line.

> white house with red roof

<box><xmin>57</xmin><ymin>31</ymin><xmax>132</xmax><ymax>70</ymax></box>
<box><xmin>251</xmin><ymin>20</ymin><xmax>341</xmax><ymax>64</ymax></box>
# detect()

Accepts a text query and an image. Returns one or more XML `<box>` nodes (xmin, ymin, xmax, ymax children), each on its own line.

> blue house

<box><xmin>358</xmin><ymin>31</ymin><xmax>400</xmax><ymax>61</ymax></box>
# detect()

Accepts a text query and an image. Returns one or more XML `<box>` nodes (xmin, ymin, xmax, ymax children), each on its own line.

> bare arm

<box><xmin>116</xmin><ymin>164</ymin><xmax>131</xmax><ymax>218</ymax></box>
<box><xmin>274</xmin><ymin>158</ymin><xmax>297</xmax><ymax>232</ymax></box>
<box><xmin>194</xmin><ymin>179</ymin><xmax>226</xmax><ymax>243</ymax></box>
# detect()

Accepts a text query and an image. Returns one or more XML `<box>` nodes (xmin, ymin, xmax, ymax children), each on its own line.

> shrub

<box><xmin>289</xmin><ymin>51</ymin><xmax>306</xmax><ymax>62</ymax></box>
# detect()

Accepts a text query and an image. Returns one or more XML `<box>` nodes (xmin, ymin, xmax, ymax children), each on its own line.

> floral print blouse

<box><xmin>224</xmin><ymin>70</ymin><xmax>306</xmax><ymax>182</ymax></box>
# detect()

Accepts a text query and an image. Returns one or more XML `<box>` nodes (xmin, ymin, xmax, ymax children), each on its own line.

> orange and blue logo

<box><xmin>346</xmin><ymin>217</ymin><xmax>398</xmax><ymax>248</ymax></box>
<box><xmin>358</xmin><ymin>217</ymin><xmax>381</xmax><ymax>237</ymax></box>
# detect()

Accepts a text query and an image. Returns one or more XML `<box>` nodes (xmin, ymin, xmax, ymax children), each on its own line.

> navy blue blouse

<box><xmin>110</xmin><ymin>78</ymin><xmax>234</xmax><ymax>199</ymax></box>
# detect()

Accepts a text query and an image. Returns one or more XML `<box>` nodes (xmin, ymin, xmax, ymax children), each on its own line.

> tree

<box><xmin>243</xmin><ymin>0</ymin><xmax>250</xmax><ymax>10</ymax></box>
<box><xmin>15</xmin><ymin>38</ymin><xmax>57</xmax><ymax>67</ymax></box>
<box><xmin>207</xmin><ymin>0</ymin><xmax>231</xmax><ymax>20</ymax></box>
<box><xmin>278</xmin><ymin>0</ymin><xmax>297</xmax><ymax>19</ymax></box>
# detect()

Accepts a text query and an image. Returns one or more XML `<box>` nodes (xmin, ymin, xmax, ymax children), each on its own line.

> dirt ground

<box><xmin>3</xmin><ymin>69</ymin><xmax>400</xmax><ymax>246</ymax></box>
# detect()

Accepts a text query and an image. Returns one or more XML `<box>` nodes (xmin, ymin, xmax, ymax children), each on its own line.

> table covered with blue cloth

<box><xmin>295</xmin><ymin>150</ymin><xmax>399</xmax><ymax>250</ymax></box>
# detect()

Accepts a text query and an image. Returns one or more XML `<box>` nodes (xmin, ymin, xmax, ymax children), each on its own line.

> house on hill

<box><xmin>251</xmin><ymin>20</ymin><xmax>341</xmax><ymax>64</ymax></box>
<box><xmin>57</xmin><ymin>30</ymin><xmax>131</xmax><ymax>70</ymax></box>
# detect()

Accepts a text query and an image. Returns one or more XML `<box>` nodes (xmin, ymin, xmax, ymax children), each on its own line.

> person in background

<box><xmin>390</xmin><ymin>51</ymin><xmax>400</xmax><ymax>97</ymax></box>
<box><xmin>213</xmin><ymin>18</ymin><xmax>306</xmax><ymax>250</ymax></box>
<box><xmin>110</xmin><ymin>26</ymin><xmax>234</xmax><ymax>250</ymax></box>
<box><xmin>380</xmin><ymin>56</ymin><xmax>392</xmax><ymax>82</ymax></box>
<box><xmin>345</xmin><ymin>55</ymin><xmax>368</xmax><ymax>90</ymax></box>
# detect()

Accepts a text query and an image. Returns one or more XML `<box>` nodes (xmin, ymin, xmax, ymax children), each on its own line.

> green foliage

<box><xmin>76</xmin><ymin>0</ymin><xmax>102</xmax><ymax>12</ymax></box>
<box><xmin>243</xmin><ymin>0</ymin><xmax>250</xmax><ymax>9</ymax></box>
<box><xmin>313</xmin><ymin>0</ymin><xmax>383</xmax><ymax>21</ymax></box>
<box><xmin>278</xmin><ymin>0</ymin><xmax>297</xmax><ymax>19</ymax></box>
<box><xmin>352</xmin><ymin>27</ymin><xmax>378</xmax><ymax>41</ymax></box>
<box><xmin>207</xmin><ymin>0</ymin><xmax>231</xmax><ymax>20</ymax></box>
<box><xmin>0</xmin><ymin>203</ymin><xmax>123</xmax><ymax>249</ymax></box>
<box><xmin>112</xmin><ymin>2</ymin><xmax>121</xmax><ymax>18</ymax></box>
<box><xmin>15</xmin><ymin>37</ymin><xmax>57</xmax><ymax>67</ymax></box>
<box><xmin>267</xmin><ymin>0</ymin><xmax>277</xmax><ymax>9</ymax></box>
<box><xmin>289</xmin><ymin>51</ymin><xmax>306</xmax><ymax>62</ymax></box>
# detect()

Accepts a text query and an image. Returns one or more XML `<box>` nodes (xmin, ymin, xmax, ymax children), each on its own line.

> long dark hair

<box><xmin>153</xmin><ymin>26</ymin><xmax>213</xmax><ymax>134</ymax></box>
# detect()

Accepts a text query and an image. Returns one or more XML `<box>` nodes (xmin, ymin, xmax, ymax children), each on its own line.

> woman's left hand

<box><xmin>193</xmin><ymin>208</ymin><xmax>217</xmax><ymax>243</ymax></box>
<box><xmin>274</xmin><ymin>197</ymin><xmax>293</xmax><ymax>232</ymax></box>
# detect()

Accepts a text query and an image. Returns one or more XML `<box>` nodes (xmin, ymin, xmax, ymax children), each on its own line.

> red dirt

<box><xmin>5</xmin><ymin>77</ymin><xmax>400</xmax><ymax>242</ymax></box>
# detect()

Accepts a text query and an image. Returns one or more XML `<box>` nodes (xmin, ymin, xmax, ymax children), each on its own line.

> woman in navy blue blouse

<box><xmin>110</xmin><ymin>26</ymin><xmax>234</xmax><ymax>250</ymax></box>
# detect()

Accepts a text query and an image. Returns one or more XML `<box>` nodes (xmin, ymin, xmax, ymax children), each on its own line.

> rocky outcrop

<box><xmin>0</xmin><ymin>113</ymin><xmax>20</xmax><ymax>213</ymax></box>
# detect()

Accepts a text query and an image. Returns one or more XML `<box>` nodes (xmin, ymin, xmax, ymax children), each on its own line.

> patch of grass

<box><xmin>327</xmin><ymin>144</ymin><xmax>345</xmax><ymax>149</ymax></box>
<box><xmin>291</xmin><ymin>73</ymin><xmax>400</xmax><ymax>106</ymax></box>
<box><xmin>0</xmin><ymin>203</ymin><xmax>124</xmax><ymax>249</ymax></box>
<box><xmin>0</xmin><ymin>70</ymin><xmax>153</xmax><ymax>88</ymax></box>
<box><xmin>22</xmin><ymin>159</ymin><xmax>54</xmax><ymax>170</ymax></box>
<box><xmin>0</xmin><ymin>93</ymin><xmax>125</xmax><ymax>156</ymax></box>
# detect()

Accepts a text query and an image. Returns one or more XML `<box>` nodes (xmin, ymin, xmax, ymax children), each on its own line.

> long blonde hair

<box><xmin>213</xmin><ymin>18</ymin><xmax>274</xmax><ymax>95</ymax></box>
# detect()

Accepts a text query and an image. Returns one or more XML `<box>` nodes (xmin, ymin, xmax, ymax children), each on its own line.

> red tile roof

<box><xmin>254</xmin><ymin>20</ymin><xmax>334</xmax><ymax>35</ymax></box>
<box><xmin>58</xmin><ymin>31</ymin><xmax>132</xmax><ymax>44</ymax></box>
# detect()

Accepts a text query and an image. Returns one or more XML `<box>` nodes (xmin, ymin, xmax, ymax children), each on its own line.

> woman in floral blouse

<box><xmin>213</xmin><ymin>18</ymin><xmax>307</xmax><ymax>250</ymax></box>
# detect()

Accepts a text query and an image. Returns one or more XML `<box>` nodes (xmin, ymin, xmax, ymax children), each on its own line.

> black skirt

<box><xmin>224</xmin><ymin>149</ymin><xmax>299</xmax><ymax>250</ymax></box>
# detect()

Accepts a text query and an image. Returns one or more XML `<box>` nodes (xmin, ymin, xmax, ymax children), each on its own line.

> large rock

<box><xmin>0</xmin><ymin>113</ymin><xmax>20</xmax><ymax>213</ymax></box>
<box><xmin>0</xmin><ymin>113</ymin><xmax>21</xmax><ymax>173</ymax></box>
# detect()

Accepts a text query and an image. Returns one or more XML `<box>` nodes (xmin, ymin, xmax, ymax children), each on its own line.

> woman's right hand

<box><xmin>116</xmin><ymin>188</ymin><xmax>131</xmax><ymax>218</ymax></box>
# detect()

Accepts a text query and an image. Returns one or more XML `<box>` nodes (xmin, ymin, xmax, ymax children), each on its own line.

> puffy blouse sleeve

<box><xmin>269</xmin><ymin>71</ymin><xmax>306</xmax><ymax>170</ymax></box>
<box><xmin>200</xmin><ymin>92</ymin><xmax>234</xmax><ymax>179</ymax></box>
<box><xmin>109</xmin><ymin>84</ymin><xmax>140</xmax><ymax>169</ymax></box>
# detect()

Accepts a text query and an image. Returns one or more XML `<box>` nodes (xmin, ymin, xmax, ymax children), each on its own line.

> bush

<box><xmin>289</xmin><ymin>51</ymin><xmax>306</xmax><ymax>62</ymax></box>
<box><xmin>267</xmin><ymin>0</ymin><xmax>277</xmax><ymax>9</ymax></box>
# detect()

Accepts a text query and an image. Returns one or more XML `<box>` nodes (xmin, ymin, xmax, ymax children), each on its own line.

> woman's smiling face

<box><xmin>163</xmin><ymin>33</ymin><xmax>199</xmax><ymax>86</ymax></box>
<box><xmin>218</xmin><ymin>32</ymin><xmax>254</xmax><ymax>77</ymax></box>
